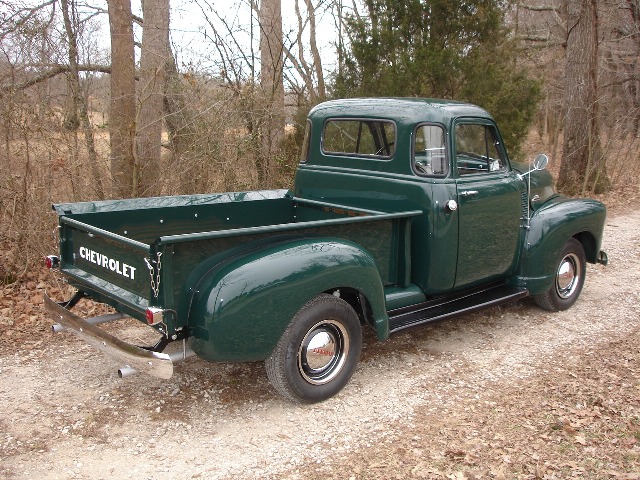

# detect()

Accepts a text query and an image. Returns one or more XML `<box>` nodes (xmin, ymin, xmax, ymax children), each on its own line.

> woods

<box><xmin>0</xmin><ymin>0</ymin><xmax>639</xmax><ymax>284</ymax></box>
<box><xmin>332</xmin><ymin>0</ymin><xmax>541</xmax><ymax>157</ymax></box>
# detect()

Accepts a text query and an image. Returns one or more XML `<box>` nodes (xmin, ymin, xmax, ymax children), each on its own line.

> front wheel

<box><xmin>265</xmin><ymin>294</ymin><xmax>362</xmax><ymax>403</ymax></box>
<box><xmin>533</xmin><ymin>238</ymin><xmax>586</xmax><ymax>312</ymax></box>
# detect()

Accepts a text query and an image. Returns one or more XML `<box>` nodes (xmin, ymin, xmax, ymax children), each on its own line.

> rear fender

<box><xmin>516</xmin><ymin>197</ymin><xmax>606</xmax><ymax>295</ymax></box>
<box><xmin>187</xmin><ymin>238</ymin><xmax>387</xmax><ymax>362</ymax></box>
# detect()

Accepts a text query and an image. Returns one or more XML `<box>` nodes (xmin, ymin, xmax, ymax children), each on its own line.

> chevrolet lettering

<box><xmin>78</xmin><ymin>246</ymin><xmax>136</xmax><ymax>280</ymax></box>
<box><xmin>44</xmin><ymin>98</ymin><xmax>607</xmax><ymax>404</ymax></box>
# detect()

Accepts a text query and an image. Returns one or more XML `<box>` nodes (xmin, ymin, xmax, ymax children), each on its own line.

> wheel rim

<box><xmin>298</xmin><ymin>319</ymin><xmax>350</xmax><ymax>385</ymax></box>
<box><xmin>555</xmin><ymin>252</ymin><xmax>581</xmax><ymax>299</ymax></box>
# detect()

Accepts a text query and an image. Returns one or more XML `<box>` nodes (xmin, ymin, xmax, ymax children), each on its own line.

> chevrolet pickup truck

<box><xmin>45</xmin><ymin>98</ymin><xmax>608</xmax><ymax>403</ymax></box>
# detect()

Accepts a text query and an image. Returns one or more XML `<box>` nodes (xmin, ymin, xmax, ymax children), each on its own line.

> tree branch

<box><xmin>600</xmin><ymin>76</ymin><xmax>640</xmax><ymax>89</ymax></box>
<box><xmin>519</xmin><ymin>4</ymin><xmax>560</xmax><ymax>13</ymax></box>
<box><xmin>0</xmin><ymin>0</ymin><xmax>57</xmax><ymax>41</ymax></box>
<box><xmin>1</xmin><ymin>63</ymin><xmax>111</xmax><ymax>92</ymax></box>
<box><xmin>76</xmin><ymin>3</ymin><xmax>143</xmax><ymax>25</ymax></box>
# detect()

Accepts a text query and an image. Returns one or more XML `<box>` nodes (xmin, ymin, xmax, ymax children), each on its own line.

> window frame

<box><xmin>412</xmin><ymin>122</ymin><xmax>449</xmax><ymax>177</ymax></box>
<box><xmin>453</xmin><ymin>120</ymin><xmax>509</xmax><ymax>177</ymax></box>
<box><xmin>300</xmin><ymin>120</ymin><xmax>312</xmax><ymax>164</ymax></box>
<box><xmin>321</xmin><ymin>117</ymin><xmax>397</xmax><ymax>160</ymax></box>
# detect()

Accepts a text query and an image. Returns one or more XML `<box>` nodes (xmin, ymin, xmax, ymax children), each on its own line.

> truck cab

<box><xmin>295</xmin><ymin>99</ymin><xmax>604</xmax><ymax>310</ymax></box>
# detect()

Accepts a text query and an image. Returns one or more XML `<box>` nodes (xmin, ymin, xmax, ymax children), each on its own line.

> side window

<box><xmin>414</xmin><ymin>124</ymin><xmax>447</xmax><ymax>175</ymax></box>
<box><xmin>455</xmin><ymin>123</ymin><xmax>506</xmax><ymax>176</ymax></box>
<box><xmin>323</xmin><ymin>119</ymin><xmax>396</xmax><ymax>158</ymax></box>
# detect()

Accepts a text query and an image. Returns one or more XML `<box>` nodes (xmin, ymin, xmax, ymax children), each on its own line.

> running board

<box><xmin>388</xmin><ymin>284</ymin><xmax>529</xmax><ymax>334</ymax></box>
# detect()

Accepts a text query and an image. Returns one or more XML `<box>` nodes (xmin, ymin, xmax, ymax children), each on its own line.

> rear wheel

<box><xmin>534</xmin><ymin>238</ymin><xmax>586</xmax><ymax>312</ymax></box>
<box><xmin>265</xmin><ymin>294</ymin><xmax>362</xmax><ymax>403</ymax></box>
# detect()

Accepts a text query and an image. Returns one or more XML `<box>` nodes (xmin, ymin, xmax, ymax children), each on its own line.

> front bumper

<box><xmin>44</xmin><ymin>293</ymin><xmax>174</xmax><ymax>379</ymax></box>
<box><xmin>597</xmin><ymin>250</ymin><xmax>608</xmax><ymax>265</ymax></box>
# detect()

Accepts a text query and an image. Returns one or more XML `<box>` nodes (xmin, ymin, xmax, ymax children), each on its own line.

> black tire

<box><xmin>533</xmin><ymin>238</ymin><xmax>587</xmax><ymax>312</ymax></box>
<box><xmin>265</xmin><ymin>294</ymin><xmax>362</xmax><ymax>403</ymax></box>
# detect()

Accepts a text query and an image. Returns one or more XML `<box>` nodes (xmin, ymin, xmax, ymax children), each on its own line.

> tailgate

<box><xmin>58</xmin><ymin>216</ymin><xmax>155</xmax><ymax>315</ymax></box>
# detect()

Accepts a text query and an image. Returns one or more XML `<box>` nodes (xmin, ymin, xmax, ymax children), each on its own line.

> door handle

<box><xmin>460</xmin><ymin>190</ymin><xmax>479</xmax><ymax>197</ymax></box>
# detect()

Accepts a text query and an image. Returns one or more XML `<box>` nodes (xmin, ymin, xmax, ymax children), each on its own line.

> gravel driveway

<box><xmin>1</xmin><ymin>209</ymin><xmax>638</xmax><ymax>480</ymax></box>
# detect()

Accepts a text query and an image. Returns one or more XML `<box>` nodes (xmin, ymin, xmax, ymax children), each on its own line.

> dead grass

<box><xmin>0</xmin><ymin>113</ymin><xmax>637</xmax><ymax>287</ymax></box>
<box><xmin>0</xmin><ymin>112</ymin><xmax>300</xmax><ymax>286</ymax></box>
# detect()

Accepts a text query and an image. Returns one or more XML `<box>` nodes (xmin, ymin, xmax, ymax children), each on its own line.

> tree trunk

<box><xmin>288</xmin><ymin>0</ymin><xmax>325</xmax><ymax>103</ymax></box>
<box><xmin>136</xmin><ymin>0</ymin><xmax>170</xmax><ymax>197</ymax></box>
<box><xmin>558</xmin><ymin>0</ymin><xmax>609</xmax><ymax>194</ymax></box>
<box><xmin>304</xmin><ymin>0</ymin><xmax>325</xmax><ymax>100</ymax></box>
<box><xmin>108</xmin><ymin>0</ymin><xmax>136</xmax><ymax>198</ymax></box>
<box><xmin>259</xmin><ymin>0</ymin><xmax>285</xmax><ymax>187</ymax></box>
<box><xmin>625</xmin><ymin>0</ymin><xmax>640</xmax><ymax>136</ymax></box>
<box><xmin>60</xmin><ymin>0</ymin><xmax>105</xmax><ymax>199</ymax></box>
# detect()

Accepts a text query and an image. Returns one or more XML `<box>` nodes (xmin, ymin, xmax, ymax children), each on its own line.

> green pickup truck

<box><xmin>45</xmin><ymin>98</ymin><xmax>607</xmax><ymax>403</ymax></box>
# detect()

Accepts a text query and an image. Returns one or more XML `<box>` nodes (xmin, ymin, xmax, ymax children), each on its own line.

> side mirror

<box><xmin>533</xmin><ymin>153</ymin><xmax>548</xmax><ymax>171</ymax></box>
<box><xmin>518</xmin><ymin>153</ymin><xmax>549</xmax><ymax>179</ymax></box>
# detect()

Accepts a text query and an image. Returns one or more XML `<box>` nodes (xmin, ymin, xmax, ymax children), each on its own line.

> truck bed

<box><xmin>53</xmin><ymin>189</ymin><xmax>420</xmax><ymax>330</ymax></box>
<box><xmin>55</xmin><ymin>190</ymin><xmax>371</xmax><ymax>244</ymax></box>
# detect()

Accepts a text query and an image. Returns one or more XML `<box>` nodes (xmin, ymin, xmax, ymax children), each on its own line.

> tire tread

<box><xmin>265</xmin><ymin>294</ymin><xmax>361</xmax><ymax>404</ymax></box>
<box><xmin>533</xmin><ymin>238</ymin><xmax>586</xmax><ymax>312</ymax></box>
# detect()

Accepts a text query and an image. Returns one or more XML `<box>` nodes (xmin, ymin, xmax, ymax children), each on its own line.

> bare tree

<box><xmin>282</xmin><ymin>0</ymin><xmax>326</xmax><ymax>103</ymax></box>
<box><xmin>601</xmin><ymin>0</ymin><xmax>640</xmax><ymax>137</ymax></box>
<box><xmin>259</xmin><ymin>0</ymin><xmax>285</xmax><ymax>186</ymax></box>
<box><xmin>135</xmin><ymin>0</ymin><xmax>171</xmax><ymax>196</ymax></box>
<box><xmin>60</xmin><ymin>0</ymin><xmax>105</xmax><ymax>198</ymax></box>
<box><xmin>558</xmin><ymin>0</ymin><xmax>609</xmax><ymax>194</ymax></box>
<box><xmin>107</xmin><ymin>0</ymin><xmax>136</xmax><ymax>198</ymax></box>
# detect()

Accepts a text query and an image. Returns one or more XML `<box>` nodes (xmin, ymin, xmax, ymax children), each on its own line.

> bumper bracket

<box><xmin>44</xmin><ymin>293</ymin><xmax>174</xmax><ymax>379</ymax></box>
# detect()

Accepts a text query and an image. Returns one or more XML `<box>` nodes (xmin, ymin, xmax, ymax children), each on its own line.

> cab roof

<box><xmin>308</xmin><ymin>98</ymin><xmax>494</xmax><ymax>127</ymax></box>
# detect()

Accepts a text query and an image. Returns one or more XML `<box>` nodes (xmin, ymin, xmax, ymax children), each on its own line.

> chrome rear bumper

<box><xmin>44</xmin><ymin>293</ymin><xmax>174</xmax><ymax>379</ymax></box>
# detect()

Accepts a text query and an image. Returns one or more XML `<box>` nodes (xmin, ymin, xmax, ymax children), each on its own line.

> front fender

<box><xmin>187</xmin><ymin>238</ymin><xmax>387</xmax><ymax>362</ymax></box>
<box><xmin>516</xmin><ymin>196</ymin><xmax>606</xmax><ymax>295</ymax></box>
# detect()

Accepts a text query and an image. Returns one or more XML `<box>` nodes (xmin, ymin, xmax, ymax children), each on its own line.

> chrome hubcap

<box><xmin>556</xmin><ymin>253</ymin><xmax>581</xmax><ymax>299</ymax></box>
<box><xmin>298</xmin><ymin>320</ymin><xmax>349</xmax><ymax>385</ymax></box>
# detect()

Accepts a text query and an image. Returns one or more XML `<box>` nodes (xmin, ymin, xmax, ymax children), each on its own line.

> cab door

<box><xmin>453</xmin><ymin>120</ymin><xmax>525</xmax><ymax>289</ymax></box>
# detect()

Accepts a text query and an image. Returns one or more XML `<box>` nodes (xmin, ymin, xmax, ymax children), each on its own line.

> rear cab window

<box><xmin>322</xmin><ymin>119</ymin><xmax>396</xmax><ymax>158</ymax></box>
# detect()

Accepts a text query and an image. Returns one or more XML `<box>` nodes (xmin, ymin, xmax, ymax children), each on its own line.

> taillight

<box><xmin>146</xmin><ymin>307</ymin><xmax>165</xmax><ymax>325</ymax></box>
<box><xmin>45</xmin><ymin>255</ymin><xmax>60</xmax><ymax>269</ymax></box>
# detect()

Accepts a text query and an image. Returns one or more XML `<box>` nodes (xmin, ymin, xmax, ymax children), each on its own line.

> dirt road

<box><xmin>1</xmin><ymin>209</ymin><xmax>639</xmax><ymax>480</ymax></box>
